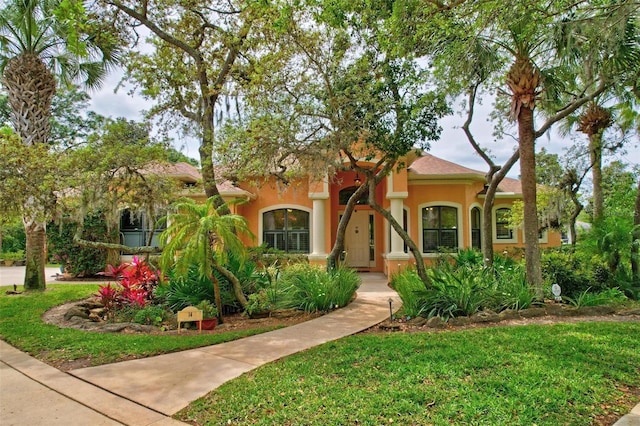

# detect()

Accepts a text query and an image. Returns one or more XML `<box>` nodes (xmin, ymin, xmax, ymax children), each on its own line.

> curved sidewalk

<box><xmin>1</xmin><ymin>273</ymin><xmax>399</xmax><ymax>424</ymax></box>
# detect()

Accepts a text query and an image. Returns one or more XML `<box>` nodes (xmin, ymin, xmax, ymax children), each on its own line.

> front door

<box><xmin>344</xmin><ymin>211</ymin><xmax>371</xmax><ymax>268</ymax></box>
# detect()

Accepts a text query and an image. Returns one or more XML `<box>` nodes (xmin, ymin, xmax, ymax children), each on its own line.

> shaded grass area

<box><xmin>179</xmin><ymin>322</ymin><xmax>640</xmax><ymax>426</ymax></box>
<box><xmin>0</xmin><ymin>284</ymin><xmax>280</xmax><ymax>367</ymax></box>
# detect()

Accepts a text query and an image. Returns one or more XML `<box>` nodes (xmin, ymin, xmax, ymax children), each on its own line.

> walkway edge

<box><xmin>0</xmin><ymin>340</ymin><xmax>187</xmax><ymax>426</ymax></box>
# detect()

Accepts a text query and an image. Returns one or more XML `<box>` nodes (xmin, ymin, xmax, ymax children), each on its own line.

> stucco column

<box><xmin>389</xmin><ymin>197</ymin><xmax>405</xmax><ymax>256</ymax></box>
<box><xmin>308</xmin><ymin>176</ymin><xmax>329</xmax><ymax>263</ymax></box>
<box><xmin>310</xmin><ymin>197</ymin><xmax>327</xmax><ymax>257</ymax></box>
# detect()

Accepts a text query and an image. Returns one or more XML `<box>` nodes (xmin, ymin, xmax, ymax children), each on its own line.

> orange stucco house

<box><xmin>123</xmin><ymin>153</ymin><xmax>560</xmax><ymax>277</ymax></box>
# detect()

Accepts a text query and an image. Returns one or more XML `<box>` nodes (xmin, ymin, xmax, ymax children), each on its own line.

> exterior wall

<box><xmin>226</xmin><ymin>166</ymin><xmax>562</xmax><ymax>277</ymax></box>
<box><xmin>235</xmin><ymin>178</ymin><xmax>313</xmax><ymax>248</ymax></box>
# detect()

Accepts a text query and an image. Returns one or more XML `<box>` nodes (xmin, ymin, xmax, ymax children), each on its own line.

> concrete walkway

<box><xmin>1</xmin><ymin>273</ymin><xmax>399</xmax><ymax>424</ymax></box>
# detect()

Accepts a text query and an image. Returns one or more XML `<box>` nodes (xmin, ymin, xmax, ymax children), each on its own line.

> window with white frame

<box><xmin>422</xmin><ymin>205</ymin><xmax>458</xmax><ymax>253</ymax></box>
<box><xmin>263</xmin><ymin>209</ymin><xmax>310</xmax><ymax>253</ymax></box>
<box><xmin>495</xmin><ymin>207</ymin><xmax>513</xmax><ymax>240</ymax></box>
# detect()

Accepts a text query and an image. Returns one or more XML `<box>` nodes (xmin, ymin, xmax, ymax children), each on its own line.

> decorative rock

<box><xmin>545</xmin><ymin>304</ymin><xmax>574</xmax><ymax>316</ymax></box>
<box><xmin>498</xmin><ymin>309</ymin><xmax>520</xmax><ymax>321</ymax></box>
<box><xmin>519</xmin><ymin>307</ymin><xmax>546</xmax><ymax>318</ymax></box>
<box><xmin>470</xmin><ymin>310</ymin><xmax>500</xmax><ymax>323</ymax></box>
<box><xmin>426</xmin><ymin>316</ymin><xmax>446</xmax><ymax>329</ymax></box>
<box><xmin>617</xmin><ymin>308</ymin><xmax>640</xmax><ymax>316</ymax></box>
<box><xmin>575</xmin><ymin>306</ymin><xmax>616</xmax><ymax>316</ymax></box>
<box><xmin>379</xmin><ymin>321</ymin><xmax>402</xmax><ymax>331</ymax></box>
<box><xmin>78</xmin><ymin>301</ymin><xmax>104</xmax><ymax>310</ymax></box>
<box><xmin>63</xmin><ymin>307</ymin><xmax>90</xmax><ymax>321</ymax></box>
<box><xmin>88</xmin><ymin>312</ymin><xmax>102</xmax><ymax>322</ymax></box>
<box><xmin>407</xmin><ymin>317</ymin><xmax>428</xmax><ymax>326</ymax></box>
<box><xmin>448</xmin><ymin>317</ymin><xmax>470</xmax><ymax>326</ymax></box>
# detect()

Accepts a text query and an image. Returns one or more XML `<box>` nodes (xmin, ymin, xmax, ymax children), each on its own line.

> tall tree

<box><xmin>0</xmin><ymin>0</ymin><xmax>121</xmax><ymax>290</ymax></box>
<box><xmin>215</xmin><ymin>1</ymin><xmax>449</xmax><ymax>284</ymax></box>
<box><xmin>101</xmin><ymin>0</ymin><xmax>277</xmax><ymax>211</ymax></box>
<box><xmin>398</xmin><ymin>0</ymin><xmax>633</xmax><ymax>299</ymax></box>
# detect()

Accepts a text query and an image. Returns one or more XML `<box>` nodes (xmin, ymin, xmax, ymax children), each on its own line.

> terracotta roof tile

<box><xmin>409</xmin><ymin>153</ymin><xmax>485</xmax><ymax>177</ymax></box>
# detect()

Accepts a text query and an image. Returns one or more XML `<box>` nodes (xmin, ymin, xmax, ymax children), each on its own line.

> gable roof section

<box><xmin>148</xmin><ymin>162</ymin><xmax>255</xmax><ymax>199</ymax></box>
<box><xmin>408</xmin><ymin>153</ymin><xmax>522</xmax><ymax>195</ymax></box>
<box><xmin>408</xmin><ymin>153</ymin><xmax>485</xmax><ymax>179</ymax></box>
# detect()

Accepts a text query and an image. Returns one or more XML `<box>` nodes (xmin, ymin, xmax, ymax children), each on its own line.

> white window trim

<box><xmin>258</xmin><ymin>204</ymin><xmax>313</xmax><ymax>251</ymax></box>
<box><xmin>418</xmin><ymin>201</ymin><xmax>463</xmax><ymax>256</ymax></box>
<box><xmin>492</xmin><ymin>205</ymin><xmax>518</xmax><ymax>244</ymax></box>
<box><xmin>468</xmin><ymin>204</ymin><xmax>483</xmax><ymax>249</ymax></box>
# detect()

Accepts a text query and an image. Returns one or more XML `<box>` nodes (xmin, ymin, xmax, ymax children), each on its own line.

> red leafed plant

<box><xmin>97</xmin><ymin>257</ymin><xmax>159</xmax><ymax>312</ymax></box>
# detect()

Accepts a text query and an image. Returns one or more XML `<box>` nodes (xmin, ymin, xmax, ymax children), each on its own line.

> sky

<box><xmin>89</xmin><ymin>70</ymin><xmax>639</xmax><ymax>179</ymax></box>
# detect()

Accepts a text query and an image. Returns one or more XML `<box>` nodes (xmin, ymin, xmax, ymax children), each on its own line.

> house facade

<box><xmin>121</xmin><ymin>154</ymin><xmax>561</xmax><ymax>276</ymax></box>
<box><xmin>211</xmin><ymin>152</ymin><xmax>561</xmax><ymax>277</ymax></box>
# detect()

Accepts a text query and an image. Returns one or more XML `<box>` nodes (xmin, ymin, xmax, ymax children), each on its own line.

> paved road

<box><xmin>0</xmin><ymin>266</ymin><xmax>74</xmax><ymax>287</ymax></box>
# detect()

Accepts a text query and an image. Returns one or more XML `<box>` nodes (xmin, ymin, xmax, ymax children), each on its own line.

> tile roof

<box><xmin>408</xmin><ymin>153</ymin><xmax>485</xmax><ymax>178</ymax></box>
<box><xmin>408</xmin><ymin>153</ymin><xmax>523</xmax><ymax>194</ymax></box>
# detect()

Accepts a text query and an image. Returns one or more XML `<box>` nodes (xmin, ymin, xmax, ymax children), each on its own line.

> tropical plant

<box><xmin>0</xmin><ymin>0</ymin><xmax>121</xmax><ymax>290</ymax></box>
<box><xmin>156</xmin><ymin>267</ymin><xmax>214</xmax><ymax>312</ymax></box>
<box><xmin>391</xmin><ymin>268</ymin><xmax>427</xmax><ymax>318</ymax></box>
<box><xmin>96</xmin><ymin>257</ymin><xmax>159</xmax><ymax>314</ymax></box>
<box><xmin>159</xmin><ymin>197</ymin><xmax>254</xmax><ymax>321</ymax></box>
<box><xmin>277</xmin><ymin>264</ymin><xmax>360</xmax><ymax>313</ymax></box>
<box><xmin>564</xmin><ymin>287</ymin><xmax>628</xmax><ymax>308</ymax></box>
<box><xmin>195</xmin><ymin>300</ymin><xmax>218</xmax><ymax>319</ymax></box>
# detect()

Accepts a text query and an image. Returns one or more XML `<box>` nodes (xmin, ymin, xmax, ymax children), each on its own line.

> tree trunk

<box><xmin>23</xmin><ymin>219</ymin><xmax>47</xmax><ymax>291</ymax></box>
<box><xmin>209</xmin><ymin>272</ymin><xmax>224</xmax><ymax>324</ymax></box>
<box><xmin>590</xmin><ymin>132</ymin><xmax>604</xmax><ymax>222</ymax></box>
<box><xmin>368</xmin><ymin>201</ymin><xmax>430</xmax><ymax>285</ymax></box>
<box><xmin>632</xmin><ymin>179</ymin><xmax>640</xmax><ymax>283</ymax></box>
<box><xmin>212</xmin><ymin>262</ymin><xmax>248</xmax><ymax>308</ymax></box>
<box><xmin>568</xmin><ymin>191</ymin><xmax>583</xmax><ymax>248</ymax></box>
<box><xmin>326</xmin><ymin>182</ymin><xmax>369</xmax><ymax>270</ymax></box>
<box><xmin>518</xmin><ymin>104</ymin><xmax>544</xmax><ymax>299</ymax></box>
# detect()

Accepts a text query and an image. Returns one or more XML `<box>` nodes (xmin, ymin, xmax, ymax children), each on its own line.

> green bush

<box><xmin>417</xmin><ymin>266</ymin><xmax>495</xmax><ymax>319</ymax></box>
<box><xmin>133</xmin><ymin>305</ymin><xmax>173</xmax><ymax>326</ymax></box>
<box><xmin>541</xmin><ymin>249</ymin><xmax>594</xmax><ymax>297</ymax></box>
<box><xmin>47</xmin><ymin>213</ymin><xmax>116</xmax><ymax>276</ymax></box>
<box><xmin>277</xmin><ymin>264</ymin><xmax>360</xmax><ymax>312</ymax></box>
<box><xmin>1</xmin><ymin>220</ymin><xmax>25</xmax><ymax>253</ymax></box>
<box><xmin>564</xmin><ymin>287</ymin><xmax>628</xmax><ymax>308</ymax></box>
<box><xmin>391</xmin><ymin>269</ymin><xmax>427</xmax><ymax>318</ymax></box>
<box><xmin>157</xmin><ymin>267</ymin><xmax>214</xmax><ymax>312</ymax></box>
<box><xmin>493</xmin><ymin>264</ymin><xmax>537</xmax><ymax>310</ymax></box>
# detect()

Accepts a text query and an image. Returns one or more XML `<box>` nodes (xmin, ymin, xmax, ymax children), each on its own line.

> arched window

<box><xmin>338</xmin><ymin>186</ymin><xmax>368</xmax><ymax>205</ymax></box>
<box><xmin>422</xmin><ymin>206</ymin><xmax>458</xmax><ymax>253</ymax></box>
<box><xmin>263</xmin><ymin>209</ymin><xmax>310</xmax><ymax>253</ymax></box>
<box><xmin>495</xmin><ymin>208</ymin><xmax>513</xmax><ymax>240</ymax></box>
<box><xmin>471</xmin><ymin>207</ymin><xmax>481</xmax><ymax>250</ymax></box>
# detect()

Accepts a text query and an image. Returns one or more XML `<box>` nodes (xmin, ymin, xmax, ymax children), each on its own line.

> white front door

<box><xmin>344</xmin><ymin>211</ymin><xmax>371</xmax><ymax>268</ymax></box>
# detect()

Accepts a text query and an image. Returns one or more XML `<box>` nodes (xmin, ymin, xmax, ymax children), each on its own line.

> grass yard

<box><xmin>0</xmin><ymin>284</ymin><xmax>281</xmax><ymax>368</ymax></box>
<box><xmin>179</xmin><ymin>322</ymin><xmax>640</xmax><ymax>426</ymax></box>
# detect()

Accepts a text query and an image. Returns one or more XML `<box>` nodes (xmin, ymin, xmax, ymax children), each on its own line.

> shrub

<box><xmin>96</xmin><ymin>257</ymin><xmax>160</xmax><ymax>315</ymax></box>
<box><xmin>564</xmin><ymin>288</ymin><xmax>628</xmax><ymax>308</ymax></box>
<box><xmin>157</xmin><ymin>267</ymin><xmax>214</xmax><ymax>312</ymax></box>
<box><xmin>133</xmin><ymin>305</ymin><xmax>172</xmax><ymax>327</ymax></box>
<box><xmin>541</xmin><ymin>249</ymin><xmax>593</xmax><ymax>297</ymax></box>
<box><xmin>277</xmin><ymin>264</ymin><xmax>360</xmax><ymax>312</ymax></box>
<box><xmin>493</xmin><ymin>264</ymin><xmax>537</xmax><ymax>310</ymax></box>
<box><xmin>454</xmin><ymin>248</ymin><xmax>484</xmax><ymax>269</ymax></box>
<box><xmin>391</xmin><ymin>269</ymin><xmax>427</xmax><ymax>318</ymax></box>
<box><xmin>417</xmin><ymin>267</ymin><xmax>495</xmax><ymax>319</ymax></box>
<box><xmin>47</xmin><ymin>213</ymin><xmax>116</xmax><ymax>276</ymax></box>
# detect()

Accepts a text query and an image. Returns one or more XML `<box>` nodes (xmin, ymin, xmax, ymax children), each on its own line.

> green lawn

<box><xmin>179</xmin><ymin>322</ymin><xmax>640</xmax><ymax>426</ymax></box>
<box><xmin>0</xmin><ymin>284</ymin><xmax>281</xmax><ymax>368</ymax></box>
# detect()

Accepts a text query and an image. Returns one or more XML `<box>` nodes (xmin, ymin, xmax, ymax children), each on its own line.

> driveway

<box><xmin>0</xmin><ymin>266</ymin><xmax>67</xmax><ymax>287</ymax></box>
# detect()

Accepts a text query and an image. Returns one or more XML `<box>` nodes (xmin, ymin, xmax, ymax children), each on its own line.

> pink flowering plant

<box><xmin>97</xmin><ymin>257</ymin><xmax>160</xmax><ymax>314</ymax></box>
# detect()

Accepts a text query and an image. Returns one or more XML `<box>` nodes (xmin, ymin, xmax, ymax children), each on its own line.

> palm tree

<box><xmin>159</xmin><ymin>197</ymin><xmax>252</xmax><ymax>322</ymax></box>
<box><xmin>0</xmin><ymin>0</ymin><xmax>120</xmax><ymax>290</ymax></box>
